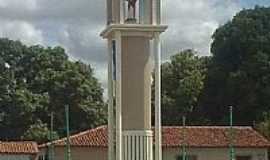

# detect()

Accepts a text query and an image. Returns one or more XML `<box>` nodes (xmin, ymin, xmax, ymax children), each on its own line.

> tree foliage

<box><xmin>160</xmin><ymin>49</ymin><xmax>208</xmax><ymax>125</ymax></box>
<box><xmin>161</xmin><ymin>7</ymin><xmax>270</xmax><ymax>128</ymax></box>
<box><xmin>256</xmin><ymin>112</ymin><xmax>270</xmax><ymax>139</ymax></box>
<box><xmin>0</xmin><ymin>38</ymin><xmax>106</xmax><ymax>142</ymax></box>
<box><xmin>23</xmin><ymin>120</ymin><xmax>59</xmax><ymax>143</ymax></box>
<box><xmin>200</xmin><ymin>6</ymin><xmax>270</xmax><ymax>125</ymax></box>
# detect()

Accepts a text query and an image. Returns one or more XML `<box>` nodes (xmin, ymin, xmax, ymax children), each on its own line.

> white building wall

<box><xmin>39</xmin><ymin>147</ymin><xmax>268</xmax><ymax>160</ymax></box>
<box><xmin>163</xmin><ymin>148</ymin><xmax>268</xmax><ymax>160</ymax></box>
<box><xmin>0</xmin><ymin>154</ymin><xmax>32</xmax><ymax>160</ymax></box>
<box><xmin>47</xmin><ymin>147</ymin><xmax>108</xmax><ymax>160</ymax></box>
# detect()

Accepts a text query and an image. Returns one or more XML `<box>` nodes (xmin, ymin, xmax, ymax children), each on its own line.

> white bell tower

<box><xmin>101</xmin><ymin>0</ymin><xmax>167</xmax><ymax>160</ymax></box>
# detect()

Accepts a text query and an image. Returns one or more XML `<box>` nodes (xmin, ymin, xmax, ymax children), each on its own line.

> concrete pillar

<box><xmin>154</xmin><ymin>33</ymin><xmax>162</xmax><ymax>160</ymax></box>
<box><xmin>115</xmin><ymin>31</ymin><xmax>123</xmax><ymax>160</ymax></box>
<box><xmin>107</xmin><ymin>38</ymin><xmax>115</xmax><ymax>160</ymax></box>
<box><xmin>119</xmin><ymin>0</ymin><xmax>125</xmax><ymax>24</ymax></box>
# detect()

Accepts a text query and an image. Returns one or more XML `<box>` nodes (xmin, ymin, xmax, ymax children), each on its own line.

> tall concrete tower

<box><xmin>101</xmin><ymin>0</ymin><xmax>167</xmax><ymax>160</ymax></box>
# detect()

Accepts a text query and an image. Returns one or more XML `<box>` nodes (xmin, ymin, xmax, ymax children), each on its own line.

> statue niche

<box><xmin>126</xmin><ymin>0</ymin><xmax>138</xmax><ymax>22</ymax></box>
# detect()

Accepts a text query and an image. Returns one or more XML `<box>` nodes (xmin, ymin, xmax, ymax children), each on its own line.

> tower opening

<box><xmin>125</xmin><ymin>0</ymin><xmax>138</xmax><ymax>23</ymax></box>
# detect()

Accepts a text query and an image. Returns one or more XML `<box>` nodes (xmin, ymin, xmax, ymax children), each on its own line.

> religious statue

<box><xmin>127</xmin><ymin>0</ymin><xmax>137</xmax><ymax>9</ymax></box>
<box><xmin>126</xmin><ymin>0</ymin><xmax>137</xmax><ymax>20</ymax></box>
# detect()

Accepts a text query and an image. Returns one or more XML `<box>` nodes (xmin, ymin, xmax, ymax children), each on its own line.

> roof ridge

<box><xmin>39</xmin><ymin>125</ymin><xmax>107</xmax><ymax>147</ymax></box>
<box><xmin>64</xmin><ymin>125</ymin><xmax>106</xmax><ymax>140</ymax></box>
<box><xmin>161</xmin><ymin>126</ymin><xmax>253</xmax><ymax>128</ymax></box>
<box><xmin>251</xmin><ymin>128</ymin><xmax>270</xmax><ymax>144</ymax></box>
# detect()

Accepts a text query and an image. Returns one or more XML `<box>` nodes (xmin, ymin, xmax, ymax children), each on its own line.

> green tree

<box><xmin>200</xmin><ymin>6</ymin><xmax>270</xmax><ymax>125</ymax></box>
<box><xmin>0</xmin><ymin>38</ymin><xmax>106</xmax><ymax>142</ymax></box>
<box><xmin>23</xmin><ymin>120</ymin><xmax>59</xmax><ymax>143</ymax></box>
<box><xmin>256</xmin><ymin>112</ymin><xmax>270</xmax><ymax>139</ymax></box>
<box><xmin>160</xmin><ymin>49</ymin><xmax>208</xmax><ymax>125</ymax></box>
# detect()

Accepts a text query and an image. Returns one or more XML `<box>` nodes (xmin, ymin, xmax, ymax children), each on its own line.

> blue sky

<box><xmin>239</xmin><ymin>0</ymin><xmax>270</xmax><ymax>8</ymax></box>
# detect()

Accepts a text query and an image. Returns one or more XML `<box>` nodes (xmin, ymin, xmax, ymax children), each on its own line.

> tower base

<box><xmin>123</xmin><ymin>130</ymin><xmax>153</xmax><ymax>160</ymax></box>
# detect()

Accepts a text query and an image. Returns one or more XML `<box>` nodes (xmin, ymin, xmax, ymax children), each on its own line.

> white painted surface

<box><xmin>0</xmin><ymin>155</ymin><xmax>31</xmax><ymax>160</ymax></box>
<box><xmin>108</xmin><ymin>38</ymin><xmax>115</xmax><ymax>160</ymax></box>
<box><xmin>156</xmin><ymin>0</ymin><xmax>161</xmax><ymax>24</ymax></box>
<box><xmin>139</xmin><ymin>0</ymin><xmax>144</xmax><ymax>23</ymax></box>
<box><xmin>152</xmin><ymin>0</ymin><xmax>157</xmax><ymax>25</ymax></box>
<box><xmin>115</xmin><ymin>31</ymin><xmax>123</xmax><ymax>160</ymax></box>
<box><xmin>100</xmin><ymin>24</ymin><xmax>167</xmax><ymax>38</ymax></box>
<box><xmin>163</xmin><ymin>148</ymin><xmax>268</xmax><ymax>160</ymax></box>
<box><xmin>154</xmin><ymin>33</ymin><xmax>162</xmax><ymax>160</ymax></box>
<box><xmin>123</xmin><ymin>130</ymin><xmax>153</xmax><ymax>160</ymax></box>
<box><xmin>40</xmin><ymin>147</ymin><xmax>269</xmax><ymax>160</ymax></box>
<box><xmin>119</xmin><ymin>0</ymin><xmax>125</xmax><ymax>24</ymax></box>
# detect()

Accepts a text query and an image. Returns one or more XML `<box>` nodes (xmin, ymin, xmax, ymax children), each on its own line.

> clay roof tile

<box><xmin>39</xmin><ymin>126</ymin><xmax>270</xmax><ymax>148</ymax></box>
<box><xmin>0</xmin><ymin>141</ymin><xmax>39</xmax><ymax>154</ymax></box>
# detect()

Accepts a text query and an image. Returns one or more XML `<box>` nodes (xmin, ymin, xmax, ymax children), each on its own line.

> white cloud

<box><xmin>56</xmin><ymin>23</ymin><xmax>106</xmax><ymax>62</ymax></box>
<box><xmin>0</xmin><ymin>0</ymin><xmax>38</xmax><ymax>10</ymax></box>
<box><xmin>0</xmin><ymin>0</ymin><xmax>244</xmax><ymax>94</ymax></box>
<box><xmin>0</xmin><ymin>20</ymin><xmax>43</xmax><ymax>45</ymax></box>
<box><xmin>162</xmin><ymin>0</ymin><xmax>240</xmax><ymax>57</ymax></box>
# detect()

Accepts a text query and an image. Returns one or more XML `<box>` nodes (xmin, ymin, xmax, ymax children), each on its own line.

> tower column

<box><xmin>152</xmin><ymin>0</ymin><xmax>157</xmax><ymax>24</ymax></box>
<box><xmin>120</xmin><ymin>0</ymin><xmax>125</xmax><ymax>24</ymax></box>
<box><xmin>154</xmin><ymin>32</ymin><xmax>162</xmax><ymax>160</ymax></box>
<box><xmin>116</xmin><ymin>31</ymin><xmax>123</xmax><ymax>160</ymax></box>
<box><xmin>108</xmin><ymin>38</ymin><xmax>115</xmax><ymax>160</ymax></box>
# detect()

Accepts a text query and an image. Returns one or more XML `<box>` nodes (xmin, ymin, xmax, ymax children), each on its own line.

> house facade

<box><xmin>0</xmin><ymin>141</ymin><xmax>39</xmax><ymax>160</ymax></box>
<box><xmin>164</xmin><ymin>148</ymin><xmax>267</xmax><ymax>160</ymax></box>
<box><xmin>39</xmin><ymin>126</ymin><xmax>270</xmax><ymax>160</ymax></box>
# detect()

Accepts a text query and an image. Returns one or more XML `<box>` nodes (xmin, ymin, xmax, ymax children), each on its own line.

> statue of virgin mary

<box><xmin>126</xmin><ymin>0</ymin><xmax>137</xmax><ymax>20</ymax></box>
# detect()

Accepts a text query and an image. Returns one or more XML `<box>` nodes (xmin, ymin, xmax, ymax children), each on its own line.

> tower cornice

<box><xmin>100</xmin><ymin>24</ymin><xmax>168</xmax><ymax>39</ymax></box>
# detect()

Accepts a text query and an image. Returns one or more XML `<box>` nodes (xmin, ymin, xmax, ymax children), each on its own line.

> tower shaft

<box><xmin>122</xmin><ymin>37</ymin><xmax>152</xmax><ymax>130</ymax></box>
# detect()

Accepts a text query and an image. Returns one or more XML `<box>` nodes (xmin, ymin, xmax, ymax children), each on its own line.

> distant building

<box><xmin>39</xmin><ymin>126</ymin><xmax>270</xmax><ymax>160</ymax></box>
<box><xmin>0</xmin><ymin>141</ymin><xmax>39</xmax><ymax>160</ymax></box>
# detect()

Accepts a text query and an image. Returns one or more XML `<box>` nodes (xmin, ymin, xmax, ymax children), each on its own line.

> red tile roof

<box><xmin>0</xmin><ymin>141</ymin><xmax>39</xmax><ymax>154</ymax></box>
<box><xmin>161</xmin><ymin>126</ymin><xmax>270</xmax><ymax>148</ymax></box>
<box><xmin>40</xmin><ymin>126</ymin><xmax>270</xmax><ymax>148</ymax></box>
